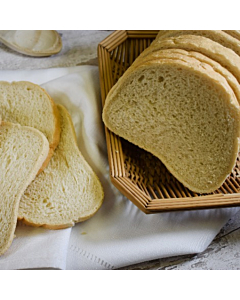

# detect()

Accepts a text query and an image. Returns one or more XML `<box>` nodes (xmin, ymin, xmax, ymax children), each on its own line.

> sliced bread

<box><xmin>153</xmin><ymin>30</ymin><xmax>240</xmax><ymax>56</ymax></box>
<box><xmin>0</xmin><ymin>122</ymin><xmax>49</xmax><ymax>255</ymax></box>
<box><xmin>223</xmin><ymin>30</ymin><xmax>240</xmax><ymax>40</ymax></box>
<box><xmin>102</xmin><ymin>58</ymin><xmax>240</xmax><ymax>193</ymax></box>
<box><xmin>134</xmin><ymin>35</ymin><xmax>240</xmax><ymax>83</ymax></box>
<box><xmin>0</xmin><ymin>81</ymin><xmax>60</xmax><ymax>173</ymax></box>
<box><xmin>151</xmin><ymin>30</ymin><xmax>169</xmax><ymax>45</ymax></box>
<box><xmin>18</xmin><ymin>104</ymin><xmax>104</xmax><ymax>229</ymax></box>
<box><xmin>130</xmin><ymin>48</ymin><xmax>240</xmax><ymax>105</ymax></box>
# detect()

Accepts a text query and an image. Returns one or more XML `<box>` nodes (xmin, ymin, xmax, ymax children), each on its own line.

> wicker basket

<box><xmin>98</xmin><ymin>30</ymin><xmax>240</xmax><ymax>213</ymax></box>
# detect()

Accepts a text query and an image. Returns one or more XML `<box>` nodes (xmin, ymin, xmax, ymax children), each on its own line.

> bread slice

<box><xmin>18</xmin><ymin>104</ymin><xmax>104</xmax><ymax>229</ymax></box>
<box><xmin>155</xmin><ymin>30</ymin><xmax>169</xmax><ymax>40</ymax></box>
<box><xmin>0</xmin><ymin>81</ymin><xmax>60</xmax><ymax>173</ymax></box>
<box><xmin>153</xmin><ymin>30</ymin><xmax>240</xmax><ymax>56</ymax></box>
<box><xmin>156</xmin><ymin>30</ymin><xmax>169</xmax><ymax>39</ymax></box>
<box><xmin>151</xmin><ymin>30</ymin><xmax>169</xmax><ymax>46</ymax></box>
<box><xmin>103</xmin><ymin>58</ymin><xmax>240</xmax><ymax>193</ymax></box>
<box><xmin>223</xmin><ymin>30</ymin><xmax>240</xmax><ymax>40</ymax></box>
<box><xmin>0</xmin><ymin>122</ymin><xmax>49</xmax><ymax>256</ymax></box>
<box><xmin>130</xmin><ymin>48</ymin><xmax>240</xmax><ymax>105</ymax></box>
<box><xmin>134</xmin><ymin>35</ymin><xmax>240</xmax><ymax>83</ymax></box>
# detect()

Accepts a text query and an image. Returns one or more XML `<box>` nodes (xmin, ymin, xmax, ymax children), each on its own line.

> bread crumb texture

<box><xmin>103</xmin><ymin>60</ymin><xmax>240</xmax><ymax>193</ymax></box>
<box><xmin>0</xmin><ymin>81</ymin><xmax>58</xmax><ymax>144</ymax></box>
<box><xmin>18</xmin><ymin>104</ymin><xmax>104</xmax><ymax>229</ymax></box>
<box><xmin>0</xmin><ymin>122</ymin><xmax>49</xmax><ymax>255</ymax></box>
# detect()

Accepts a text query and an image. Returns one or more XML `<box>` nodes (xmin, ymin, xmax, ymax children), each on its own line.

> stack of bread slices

<box><xmin>103</xmin><ymin>30</ymin><xmax>240</xmax><ymax>195</ymax></box>
<box><xmin>0</xmin><ymin>81</ymin><xmax>104</xmax><ymax>256</ymax></box>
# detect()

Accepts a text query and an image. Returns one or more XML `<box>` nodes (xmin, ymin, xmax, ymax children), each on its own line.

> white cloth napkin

<box><xmin>0</xmin><ymin>65</ymin><xmax>238</xmax><ymax>270</ymax></box>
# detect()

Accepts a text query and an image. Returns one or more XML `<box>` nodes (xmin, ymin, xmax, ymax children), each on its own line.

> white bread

<box><xmin>103</xmin><ymin>58</ymin><xmax>240</xmax><ymax>193</ymax></box>
<box><xmin>0</xmin><ymin>122</ymin><xmax>49</xmax><ymax>255</ymax></box>
<box><xmin>18</xmin><ymin>104</ymin><xmax>104</xmax><ymax>229</ymax></box>
<box><xmin>155</xmin><ymin>30</ymin><xmax>169</xmax><ymax>39</ymax></box>
<box><xmin>151</xmin><ymin>30</ymin><xmax>169</xmax><ymax>46</ymax></box>
<box><xmin>223</xmin><ymin>30</ymin><xmax>240</xmax><ymax>40</ymax></box>
<box><xmin>154</xmin><ymin>30</ymin><xmax>240</xmax><ymax>56</ymax></box>
<box><xmin>130</xmin><ymin>48</ymin><xmax>240</xmax><ymax>105</ymax></box>
<box><xmin>134</xmin><ymin>35</ymin><xmax>240</xmax><ymax>83</ymax></box>
<box><xmin>0</xmin><ymin>81</ymin><xmax>60</xmax><ymax>173</ymax></box>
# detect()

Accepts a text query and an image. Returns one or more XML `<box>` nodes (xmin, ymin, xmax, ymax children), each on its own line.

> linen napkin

<box><xmin>0</xmin><ymin>65</ymin><xmax>238</xmax><ymax>270</ymax></box>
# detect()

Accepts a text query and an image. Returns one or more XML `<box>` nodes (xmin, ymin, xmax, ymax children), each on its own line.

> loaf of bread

<box><xmin>154</xmin><ymin>30</ymin><xmax>240</xmax><ymax>56</ymax></box>
<box><xmin>0</xmin><ymin>122</ymin><xmax>49</xmax><ymax>255</ymax></box>
<box><xmin>18</xmin><ymin>104</ymin><xmax>104</xmax><ymax>229</ymax></box>
<box><xmin>103</xmin><ymin>57</ymin><xmax>240</xmax><ymax>193</ymax></box>
<box><xmin>223</xmin><ymin>30</ymin><xmax>240</xmax><ymax>40</ymax></box>
<box><xmin>135</xmin><ymin>35</ymin><xmax>240</xmax><ymax>83</ymax></box>
<box><xmin>130</xmin><ymin>48</ymin><xmax>240</xmax><ymax>105</ymax></box>
<box><xmin>0</xmin><ymin>81</ymin><xmax>60</xmax><ymax>173</ymax></box>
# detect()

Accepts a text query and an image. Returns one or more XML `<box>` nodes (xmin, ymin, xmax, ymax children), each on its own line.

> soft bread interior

<box><xmin>0</xmin><ymin>81</ymin><xmax>60</xmax><ymax>173</ymax></box>
<box><xmin>131</xmin><ymin>48</ymin><xmax>240</xmax><ymax>105</ymax></box>
<box><xmin>103</xmin><ymin>59</ymin><xmax>240</xmax><ymax>193</ymax></box>
<box><xmin>18</xmin><ymin>104</ymin><xmax>104</xmax><ymax>229</ymax></box>
<box><xmin>0</xmin><ymin>122</ymin><xmax>49</xmax><ymax>255</ymax></box>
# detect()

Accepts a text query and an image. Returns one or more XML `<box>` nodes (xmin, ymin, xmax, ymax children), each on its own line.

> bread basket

<box><xmin>98</xmin><ymin>30</ymin><xmax>240</xmax><ymax>213</ymax></box>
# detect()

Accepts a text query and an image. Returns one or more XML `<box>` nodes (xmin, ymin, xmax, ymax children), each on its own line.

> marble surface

<box><xmin>1</xmin><ymin>30</ymin><xmax>240</xmax><ymax>270</ymax></box>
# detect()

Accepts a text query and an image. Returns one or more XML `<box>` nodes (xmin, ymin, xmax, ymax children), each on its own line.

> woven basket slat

<box><xmin>113</xmin><ymin>134</ymin><xmax>124</xmax><ymax>177</ymax></box>
<box><xmin>229</xmin><ymin>177</ymin><xmax>240</xmax><ymax>190</ymax></box>
<box><xmin>127</xmin><ymin>30</ymin><xmax>160</xmax><ymax>38</ymax></box>
<box><xmin>227</xmin><ymin>178</ymin><xmax>239</xmax><ymax>193</ymax></box>
<box><xmin>100</xmin><ymin>30</ymin><xmax>127</xmax><ymax>49</ymax></box>
<box><xmin>147</xmin><ymin>194</ymin><xmax>240</xmax><ymax>212</ymax></box>
<box><xmin>173</xmin><ymin>181</ymin><xmax>186</xmax><ymax>198</ymax></box>
<box><xmin>123</xmin><ymin>40</ymin><xmax>129</xmax><ymax>72</ymax></box>
<box><xmin>116</xmin><ymin>177</ymin><xmax>150</xmax><ymax>207</ymax></box>
<box><xmin>97</xmin><ymin>47</ymin><xmax>106</xmax><ymax>100</ymax></box>
<box><xmin>105</xmin><ymin>129</ymin><xmax>115</xmax><ymax>175</ymax></box>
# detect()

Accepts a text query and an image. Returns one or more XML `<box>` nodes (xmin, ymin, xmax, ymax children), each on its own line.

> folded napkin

<box><xmin>0</xmin><ymin>65</ymin><xmax>238</xmax><ymax>270</ymax></box>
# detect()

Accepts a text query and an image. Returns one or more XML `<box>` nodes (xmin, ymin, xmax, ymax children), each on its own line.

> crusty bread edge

<box><xmin>0</xmin><ymin>121</ymin><xmax>49</xmax><ymax>255</ymax></box>
<box><xmin>127</xmin><ymin>48</ymin><xmax>240</xmax><ymax>106</ymax></box>
<box><xmin>140</xmin><ymin>35</ymin><xmax>240</xmax><ymax>83</ymax></box>
<box><xmin>18</xmin><ymin>104</ymin><xmax>104</xmax><ymax>230</ymax></box>
<box><xmin>36</xmin><ymin>91</ymin><xmax>61</xmax><ymax>174</ymax></box>
<box><xmin>0</xmin><ymin>81</ymin><xmax>61</xmax><ymax>174</ymax></box>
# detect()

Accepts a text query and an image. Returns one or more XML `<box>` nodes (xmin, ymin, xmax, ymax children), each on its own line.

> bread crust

<box><xmin>0</xmin><ymin>122</ymin><xmax>49</xmax><ymax>255</ymax></box>
<box><xmin>155</xmin><ymin>30</ymin><xmax>240</xmax><ymax>56</ymax></box>
<box><xmin>135</xmin><ymin>34</ymin><xmax>240</xmax><ymax>84</ymax></box>
<box><xmin>36</xmin><ymin>88</ymin><xmax>61</xmax><ymax>174</ymax></box>
<box><xmin>0</xmin><ymin>81</ymin><xmax>61</xmax><ymax>173</ymax></box>
<box><xmin>18</xmin><ymin>104</ymin><xmax>104</xmax><ymax>229</ymax></box>
<box><xmin>130</xmin><ymin>49</ymin><xmax>240</xmax><ymax>106</ymax></box>
<box><xmin>221</xmin><ymin>30</ymin><xmax>240</xmax><ymax>41</ymax></box>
